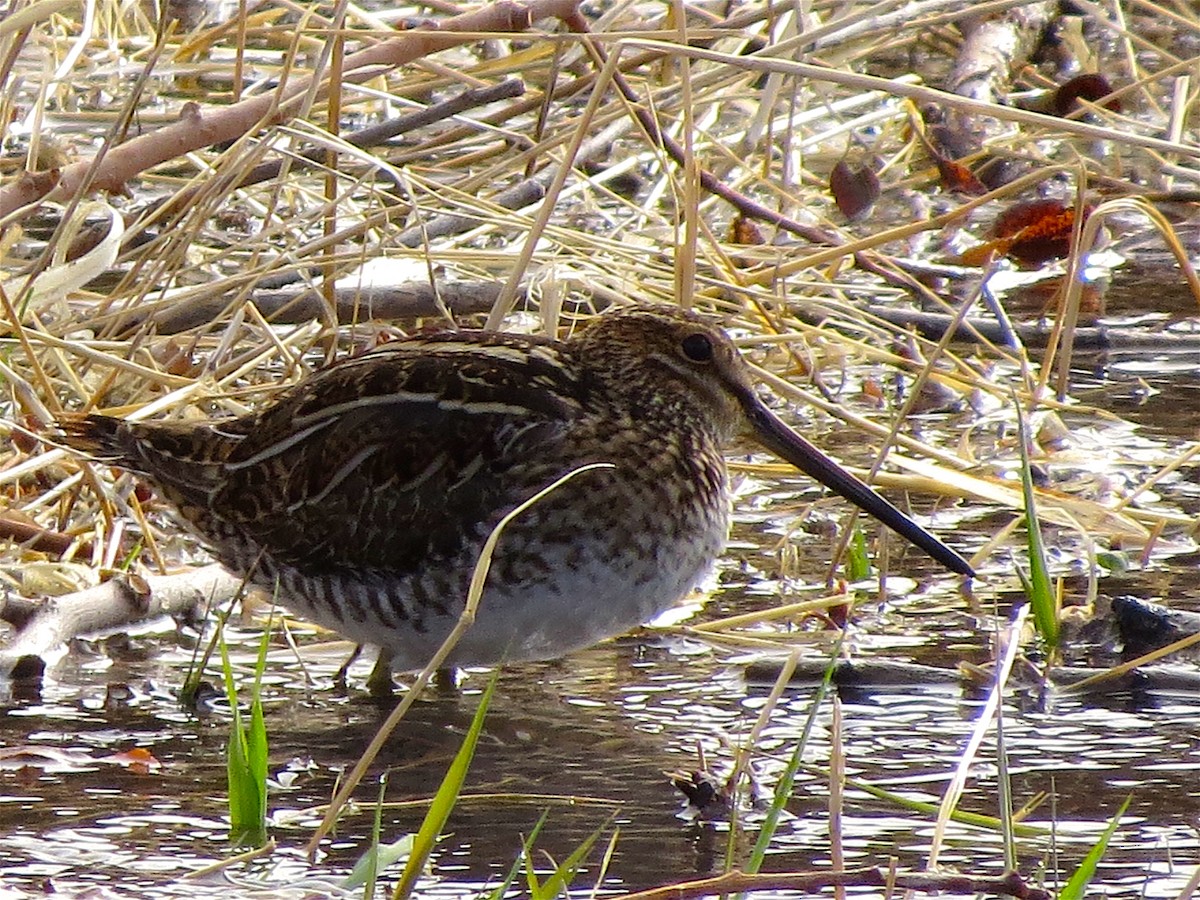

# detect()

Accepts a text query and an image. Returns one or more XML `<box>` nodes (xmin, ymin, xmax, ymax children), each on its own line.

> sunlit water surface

<box><xmin>5</xmin><ymin>281</ymin><xmax>1200</xmax><ymax>898</ymax></box>
<box><xmin>9</xmin><ymin>0</ymin><xmax>1200</xmax><ymax>888</ymax></box>
<box><xmin>7</xmin><ymin>616</ymin><xmax>1200</xmax><ymax>899</ymax></box>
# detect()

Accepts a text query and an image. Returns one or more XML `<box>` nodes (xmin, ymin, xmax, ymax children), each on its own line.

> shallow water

<box><xmin>7</xmin><ymin>614</ymin><xmax>1200</xmax><ymax>898</ymax></box>
<box><xmin>5</xmin><ymin>267</ymin><xmax>1200</xmax><ymax>900</ymax></box>
<box><xmin>6</xmin><ymin>318</ymin><xmax>1200</xmax><ymax>898</ymax></box>
<box><xmin>6</xmin><ymin>0</ymin><xmax>1200</xmax><ymax>892</ymax></box>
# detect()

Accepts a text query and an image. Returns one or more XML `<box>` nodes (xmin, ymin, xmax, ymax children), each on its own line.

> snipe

<box><xmin>60</xmin><ymin>305</ymin><xmax>972</xmax><ymax>669</ymax></box>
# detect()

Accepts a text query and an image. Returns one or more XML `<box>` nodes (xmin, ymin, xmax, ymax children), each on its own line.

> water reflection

<box><xmin>4</xmin><ymin>608</ymin><xmax>1200</xmax><ymax>898</ymax></box>
<box><xmin>6</xmin><ymin>339</ymin><xmax>1200</xmax><ymax>896</ymax></box>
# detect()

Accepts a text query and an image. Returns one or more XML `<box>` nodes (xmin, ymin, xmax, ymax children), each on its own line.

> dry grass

<box><xmin>6</xmin><ymin>3</ymin><xmax>1200</xmax><ymax>893</ymax></box>
<box><xmin>0</xmin><ymin>0</ymin><xmax>1196</xmax><ymax>598</ymax></box>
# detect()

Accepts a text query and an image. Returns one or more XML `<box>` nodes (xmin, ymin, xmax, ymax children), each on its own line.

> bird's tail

<box><xmin>57</xmin><ymin>413</ymin><xmax>133</xmax><ymax>463</ymax></box>
<box><xmin>57</xmin><ymin>413</ymin><xmax>229</xmax><ymax>501</ymax></box>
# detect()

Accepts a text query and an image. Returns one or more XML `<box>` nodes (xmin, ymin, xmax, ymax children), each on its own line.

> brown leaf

<box><xmin>860</xmin><ymin>376</ymin><xmax>886</xmax><ymax>408</ymax></box>
<box><xmin>728</xmin><ymin>215</ymin><xmax>765</xmax><ymax>246</ymax></box>
<box><xmin>957</xmin><ymin>200</ymin><xmax>1087</xmax><ymax>268</ymax></box>
<box><xmin>914</xmin><ymin>117</ymin><xmax>987</xmax><ymax>195</ymax></box>
<box><xmin>825</xmin><ymin>600</ymin><xmax>851</xmax><ymax>629</ymax></box>
<box><xmin>104</xmin><ymin>747</ymin><xmax>163</xmax><ymax>774</ymax></box>
<box><xmin>935</xmin><ymin>157</ymin><xmax>988</xmax><ymax>196</ymax></box>
<box><xmin>956</xmin><ymin>238</ymin><xmax>1012</xmax><ymax>268</ymax></box>
<box><xmin>152</xmin><ymin>338</ymin><xmax>200</xmax><ymax>377</ymax></box>
<box><xmin>992</xmin><ymin>199</ymin><xmax>1086</xmax><ymax>267</ymax></box>
<box><xmin>1053</xmin><ymin>73</ymin><xmax>1122</xmax><ymax>117</ymax></box>
<box><xmin>830</xmin><ymin>159</ymin><xmax>880</xmax><ymax>220</ymax></box>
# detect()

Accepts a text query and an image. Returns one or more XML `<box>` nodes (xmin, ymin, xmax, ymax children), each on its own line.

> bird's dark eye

<box><xmin>680</xmin><ymin>332</ymin><xmax>714</xmax><ymax>363</ymax></box>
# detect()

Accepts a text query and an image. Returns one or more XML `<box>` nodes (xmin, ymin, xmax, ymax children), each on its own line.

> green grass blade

<box><xmin>996</xmin><ymin>706</ymin><xmax>1016</xmax><ymax>870</ymax></box>
<box><xmin>1015</xmin><ymin>402</ymin><xmax>1058</xmax><ymax>648</ymax></box>
<box><xmin>745</xmin><ymin>642</ymin><xmax>840</xmax><ymax>875</ymax></box>
<box><xmin>527</xmin><ymin>821</ymin><xmax>607</xmax><ymax>900</ymax></box>
<box><xmin>247</xmin><ymin>626</ymin><xmax>270</xmax><ymax>820</ymax></box>
<box><xmin>589</xmin><ymin>826</ymin><xmax>620</xmax><ymax>899</ymax></box>
<box><xmin>521</xmin><ymin>835</ymin><xmax>541</xmax><ymax>897</ymax></box>
<box><xmin>1059</xmin><ymin>795</ymin><xmax>1131</xmax><ymax>900</ymax></box>
<box><xmin>219</xmin><ymin>620</ymin><xmax>264</xmax><ymax>844</ymax></box>
<box><xmin>846</xmin><ymin>524</ymin><xmax>870</xmax><ymax>581</ymax></box>
<box><xmin>342</xmin><ymin>774</ymin><xmax>393</xmax><ymax>894</ymax></box>
<box><xmin>483</xmin><ymin>811</ymin><xmax>550</xmax><ymax>900</ymax></box>
<box><xmin>225</xmin><ymin>723</ymin><xmax>256</xmax><ymax>842</ymax></box>
<box><xmin>117</xmin><ymin>539</ymin><xmax>143</xmax><ymax>571</ymax></box>
<box><xmin>794</xmin><ymin>762</ymin><xmax>1047</xmax><ymax>836</ymax></box>
<box><xmin>219</xmin><ymin>617</ymin><xmax>269</xmax><ymax>846</ymax></box>
<box><xmin>393</xmin><ymin>673</ymin><xmax>497</xmax><ymax>900</ymax></box>
<box><xmin>180</xmin><ymin>602</ymin><xmax>222</xmax><ymax>707</ymax></box>
<box><xmin>344</xmin><ymin>834</ymin><xmax>414</xmax><ymax>890</ymax></box>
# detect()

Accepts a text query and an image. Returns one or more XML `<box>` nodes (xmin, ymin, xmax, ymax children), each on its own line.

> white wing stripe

<box><xmin>225</xmin><ymin>393</ymin><xmax>532</xmax><ymax>470</ymax></box>
<box><xmin>224</xmin><ymin>418</ymin><xmax>337</xmax><ymax>470</ymax></box>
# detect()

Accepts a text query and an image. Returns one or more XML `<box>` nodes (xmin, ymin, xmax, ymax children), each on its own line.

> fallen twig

<box><xmin>612</xmin><ymin>867</ymin><xmax>1049</xmax><ymax>900</ymax></box>
<box><xmin>0</xmin><ymin>0</ymin><xmax>581</xmax><ymax>218</ymax></box>
<box><xmin>0</xmin><ymin>563</ymin><xmax>240</xmax><ymax>674</ymax></box>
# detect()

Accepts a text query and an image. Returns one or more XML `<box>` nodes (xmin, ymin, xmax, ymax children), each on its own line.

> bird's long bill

<box><xmin>742</xmin><ymin>398</ymin><xmax>975</xmax><ymax>577</ymax></box>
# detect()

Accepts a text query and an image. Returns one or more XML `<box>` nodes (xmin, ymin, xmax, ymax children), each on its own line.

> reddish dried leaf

<box><xmin>728</xmin><ymin>215</ymin><xmax>765</xmax><ymax>246</ymax></box>
<box><xmin>860</xmin><ymin>376</ymin><xmax>885</xmax><ymax>408</ymax></box>
<box><xmin>913</xmin><ymin>115</ymin><xmax>987</xmax><ymax>195</ymax></box>
<box><xmin>1053</xmin><ymin>73</ymin><xmax>1122</xmax><ymax>117</ymax></box>
<box><xmin>957</xmin><ymin>199</ymin><xmax>1088</xmax><ymax>268</ymax></box>
<box><xmin>830</xmin><ymin>160</ymin><xmax>880</xmax><ymax>220</ymax></box>
<box><xmin>935</xmin><ymin>157</ymin><xmax>988</xmax><ymax>195</ymax></box>
<box><xmin>152</xmin><ymin>339</ymin><xmax>199</xmax><ymax>377</ymax></box>
<box><xmin>994</xmin><ymin>199</ymin><xmax>1085</xmax><ymax>267</ymax></box>
<box><xmin>825</xmin><ymin>601</ymin><xmax>851</xmax><ymax>629</ymax></box>
<box><xmin>991</xmin><ymin>199</ymin><xmax>1071</xmax><ymax>238</ymax></box>
<box><xmin>105</xmin><ymin>747</ymin><xmax>163</xmax><ymax>773</ymax></box>
<box><xmin>956</xmin><ymin>238</ymin><xmax>1014</xmax><ymax>267</ymax></box>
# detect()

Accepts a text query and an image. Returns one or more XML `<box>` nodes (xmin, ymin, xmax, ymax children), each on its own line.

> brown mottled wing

<box><xmin>212</xmin><ymin>334</ymin><xmax>582</xmax><ymax>574</ymax></box>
